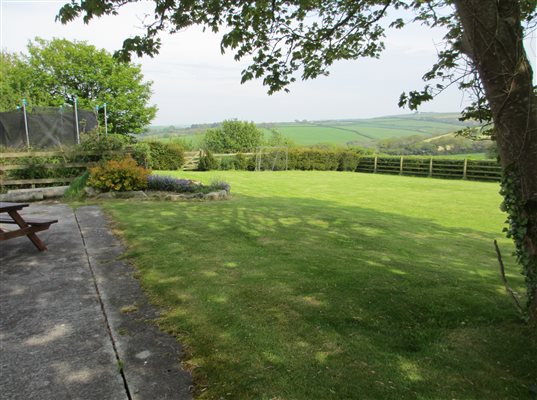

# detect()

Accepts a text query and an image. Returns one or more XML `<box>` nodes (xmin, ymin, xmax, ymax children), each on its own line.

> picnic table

<box><xmin>0</xmin><ymin>202</ymin><xmax>57</xmax><ymax>251</ymax></box>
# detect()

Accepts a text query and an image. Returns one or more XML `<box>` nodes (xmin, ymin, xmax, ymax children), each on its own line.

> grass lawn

<box><xmin>103</xmin><ymin>171</ymin><xmax>536</xmax><ymax>399</ymax></box>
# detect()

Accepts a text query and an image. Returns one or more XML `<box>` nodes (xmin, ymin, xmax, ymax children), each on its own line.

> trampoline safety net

<box><xmin>0</xmin><ymin>106</ymin><xmax>98</xmax><ymax>149</ymax></box>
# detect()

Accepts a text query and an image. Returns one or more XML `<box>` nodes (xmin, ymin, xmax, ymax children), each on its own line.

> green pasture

<box><xmin>265</xmin><ymin>118</ymin><xmax>463</xmax><ymax>146</ymax></box>
<box><xmin>145</xmin><ymin>113</ymin><xmax>469</xmax><ymax>148</ymax></box>
<box><xmin>326</xmin><ymin>117</ymin><xmax>462</xmax><ymax>134</ymax></box>
<box><xmin>103</xmin><ymin>171</ymin><xmax>535</xmax><ymax>399</ymax></box>
<box><xmin>262</xmin><ymin>125</ymin><xmax>367</xmax><ymax>146</ymax></box>
<box><xmin>269</xmin><ymin>115</ymin><xmax>466</xmax><ymax>145</ymax></box>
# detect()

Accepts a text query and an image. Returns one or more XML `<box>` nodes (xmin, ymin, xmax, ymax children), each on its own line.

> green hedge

<box><xmin>146</xmin><ymin>141</ymin><xmax>184</xmax><ymax>170</ymax></box>
<box><xmin>198</xmin><ymin>148</ymin><xmax>364</xmax><ymax>171</ymax></box>
<box><xmin>199</xmin><ymin>152</ymin><xmax>501</xmax><ymax>183</ymax></box>
<box><xmin>198</xmin><ymin>150</ymin><xmax>219</xmax><ymax>171</ymax></box>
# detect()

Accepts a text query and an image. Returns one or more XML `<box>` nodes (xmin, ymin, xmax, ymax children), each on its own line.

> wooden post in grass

<box><xmin>399</xmin><ymin>156</ymin><xmax>404</xmax><ymax>175</ymax></box>
<box><xmin>373</xmin><ymin>156</ymin><xmax>378</xmax><ymax>173</ymax></box>
<box><xmin>463</xmin><ymin>158</ymin><xmax>468</xmax><ymax>180</ymax></box>
<box><xmin>429</xmin><ymin>157</ymin><xmax>433</xmax><ymax>177</ymax></box>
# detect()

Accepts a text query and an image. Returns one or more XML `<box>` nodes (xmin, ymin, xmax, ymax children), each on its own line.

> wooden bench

<box><xmin>0</xmin><ymin>217</ymin><xmax>58</xmax><ymax>227</ymax></box>
<box><xmin>0</xmin><ymin>202</ymin><xmax>58</xmax><ymax>251</ymax></box>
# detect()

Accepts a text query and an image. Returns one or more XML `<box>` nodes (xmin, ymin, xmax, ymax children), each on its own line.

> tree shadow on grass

<box><xmin>108</xmin><ymin>195</ymin><xmax>536</xmax><ymax>400</ymax></box>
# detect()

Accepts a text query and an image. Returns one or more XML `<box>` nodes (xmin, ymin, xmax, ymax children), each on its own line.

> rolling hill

<box><xmin>144</xmin><ymin>112</ymin><xmax>475</xmax><ymax>147</ymax></box>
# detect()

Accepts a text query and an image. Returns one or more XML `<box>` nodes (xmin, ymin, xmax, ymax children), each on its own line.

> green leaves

<box><xmin>3</xmin><ymin>38</ymin><xmax>156</xmax><ymax>135</ymax></box>
<box><xmin>398</xmin><ymin>89</ymin><xmax>434</xmax><ymax>111</ymax></box>
<box><xmin>56</xmin><ymin>0</ymin><xmax>401</xmax><ymax>94</ymax></box>
<box><xmin>500</xmin><ymin>167</ymin><xmax>536</xmax><ymax>314</ymax></box>
<box><xmin>204</xmin><ymin>120</ymin><xmax>264</xmax><ymax>153</ymax></box>
<box><xmin>115</xmin><ymin>36</ymin><xmax>162</xmax><ymax>62</ymax></box>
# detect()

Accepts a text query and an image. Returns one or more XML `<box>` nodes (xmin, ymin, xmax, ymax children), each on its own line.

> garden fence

<box><xmin>356</xmin><ymin>155</ymin><xmax>501</xmax><ymax>181</ymax></box>
<box><xmin>0</xmin><ymin>150</ymin><xmax>127</xmax><ymax>188</ymax></box>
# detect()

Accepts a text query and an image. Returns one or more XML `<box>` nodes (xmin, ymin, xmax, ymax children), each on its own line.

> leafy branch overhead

<box><xmin>58</xmin><ymin>1</ymin><xmax>533</xmax><ymax>106</ymax></box>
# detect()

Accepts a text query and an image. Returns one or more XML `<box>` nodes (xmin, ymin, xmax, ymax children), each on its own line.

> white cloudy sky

<box><xmin>1</xmin><ymin>0</ymin><xmax>536</xmax><ymax>125</ymax></box>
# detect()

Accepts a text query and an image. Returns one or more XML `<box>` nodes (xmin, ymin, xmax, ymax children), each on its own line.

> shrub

<box><xmin>147</xmin><ymin>175</ymin><xmax>198</xmax><ymax>193</ymax></box>
<box><xmin>208</xmin><ymin>179</ymin><xmax>231</xmax><ymax>193</ymax></box>
<box><xmin>64</xmin><ymin>171</ymin><xmax>90</xmax><ymax>200</ymax></box>
<box><xmin>9</xmin><ymin>157</ymin><xmax>49</xmax><ymax>179</ymax></box>
<box><xmin>130</xmin><ymin>142</ymin><xmax>152</xmax><ymax>167</ymax></box>
<box><xmin>204</xmin><ymin>120</ymin><xmax>263</xmax><ymax>153</ymax></box>
<box><xmin>88</xmin><ymin>156</ymin><xmax>151</xmax><ymax>192</ymax></box>
<box><xmin>337</xmin><ymin>150</ymin><xmax>360</xmax><ymax>171</ymax></box>
<box><xmin>219</xmin><ymin>156</ymin><xmax>236</xmax><ymax>170</ymax></box>
<box><xmin>6</xmin><ymin>155</ymin><xmax>85</xmax><ymax>181</ymax></box>
<box><xmin>79</xmin><ymin>132</ymin><xmax>134</xmax><ymax>153</ymax></box>
<box><xmin>233</xmin><ymin>153</ymin><xmax>250</xmax><ymax>170</ymax></box>
<box><xmin>288</xmin><ymin>148</ymin><xmax>339</xmax><ymax>170</ymax></box>
<box><xmin>147</xmin><ymin>141</ymin><xmax>184</xmax><ymax>170</ymax></box>
<box><xmin>198</xmin><ymin>150</ymin><xmax>219</xmax><ymax>171</ymax></box>
<box><xmin>251</xmin><ymin>148</ymin><xmax>363</xmax><ymax>171</ymax></box>
<box><xmin>147</xmin><ymin>175</ymin><xmax>230</xmax><ymax>194</ymax></box>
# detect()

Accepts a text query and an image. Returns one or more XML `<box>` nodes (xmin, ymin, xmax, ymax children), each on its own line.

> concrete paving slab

<box><xmin>75</xmin><ymin>206</ymin><xmax>192</xmax><ymax>400</ymax></box>
<box><xmin>1</xmin><ymin>203</ymin><xmax>192</xmax><ymax>400</ymax></box>
<box><xmin>0</xmin><ymin>203</ymin><xmax>126</xmax><ymax>400</ymax></box>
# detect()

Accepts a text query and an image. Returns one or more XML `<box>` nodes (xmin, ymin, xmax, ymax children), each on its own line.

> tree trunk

<box><xmin>453</xmin><ymin>0</ymin><xmax>537</xmax><ymax>324</ymax></box>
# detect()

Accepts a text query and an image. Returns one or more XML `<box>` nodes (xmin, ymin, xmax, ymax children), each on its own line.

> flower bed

<box><xmin>82</xmin><ymin>174</ymin><xmax>231</xmax><ymax>202</ymax></box>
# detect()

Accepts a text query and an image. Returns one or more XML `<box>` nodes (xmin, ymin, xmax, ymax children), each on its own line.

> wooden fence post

<box><xmin>373</xmin><ymin>156</ymin><xmax>378</xmax><ymax>173</ymax></box>
<box><xmin>399</xmin><ymin>156</ymin><xmax>404</xmax><ymax>175</ymax></box>
<box><xmin>463</xmin><ymin>158</ymin><xmax>468</xmax><ymax>180</ymax></box>
<box><xmin>429</xmin><ymin>157</ymin><xmax>433</xmax><ymax>177</ymax></box>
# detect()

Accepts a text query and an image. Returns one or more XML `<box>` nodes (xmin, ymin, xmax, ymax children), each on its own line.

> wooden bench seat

<box><xmin>0</xmin><ymin>217</ymin><xmax>58</xmax><ymax>226</ymax></box>
<box><xmin>0</xmin><ymin>216</ymin><xmax>58</xmax><ymax>250</ymax></box>
<box><xmin>0</xmin><ymin>202</ymin><xmax>58</xmax><ymax>251</ymax></box>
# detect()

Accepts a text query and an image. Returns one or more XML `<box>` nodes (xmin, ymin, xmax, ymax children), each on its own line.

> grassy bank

<box><xmin>104</xmin><ymin>171</ymin><xmax>535</xmax><ymax>399</ymax></box>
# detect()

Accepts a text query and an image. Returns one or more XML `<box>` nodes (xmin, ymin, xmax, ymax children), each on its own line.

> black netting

<box><xmin>0</xmin><ymin>106</ymin><xmax>98</xmax><ymax>149</ymax></box>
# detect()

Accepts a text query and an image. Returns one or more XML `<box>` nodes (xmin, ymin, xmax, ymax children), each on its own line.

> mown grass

<box><xmin>103</xmin><ymin>171</ymin><xmax>536</xmax><ymax>399</ymax></box>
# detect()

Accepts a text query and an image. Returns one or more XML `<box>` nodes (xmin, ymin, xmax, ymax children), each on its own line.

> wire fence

<box><xmin>0</xmin><ymin>106</ymin><xmax>98</xmax><ymax>149</ymax></box>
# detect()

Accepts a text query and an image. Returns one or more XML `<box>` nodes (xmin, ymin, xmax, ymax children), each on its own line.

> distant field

<box><xmin>340</xmin><ymin>118</ymin><xmax>464</xmax><ymax>138</ymax></box>
<box><xmin>259</xmin><ymin>114</ymin><xmax>469</xmax><ymax>146</ymax></box>
<box><xmin>145</xmin><ymin>112</ymin><xmax>477</xmax><ymax>148</ymax></box>
<box><xmin>262</xmin><ymin>125</ymin><xmax>366</xmax><ymax>146</ymax></box>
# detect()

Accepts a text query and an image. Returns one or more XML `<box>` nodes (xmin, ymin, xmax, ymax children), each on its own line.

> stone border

<box><xmin>0</xmin><ymin>186</ymin><xmax>230</xmax><ymax>203</ymax></box>
<box><xmin>0</xmin><ymin>186</ymin><xmax>70</xmax><ymax>202</ymax></box>
<box><xmin>92</xmin><ymin>189</ymin><xmax>230</xmax><ymax>201</ymax></box>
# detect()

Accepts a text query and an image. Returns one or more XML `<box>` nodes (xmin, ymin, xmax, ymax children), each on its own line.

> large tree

<box><xmin>1</xmin><ymin>38</ymin><xmax>157</xmax><ymax>135</ymax></box>
<box><xmin>0</xmin><ymin>52</ymin><xmax>30</xmax><ymax>111</ymax></box>
<box><xmin>57</xmin><ymin>0</ymin><xmax>536</xmax><ymax>322</ymax></box>
<box><xmin>205</xmin><ymin>120</ymin><xmax>264</xmax><ymax>153</ymax></box>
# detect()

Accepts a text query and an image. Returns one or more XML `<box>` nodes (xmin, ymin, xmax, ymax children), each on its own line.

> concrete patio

<box><xmin>0</xmin><ymin>203</ymin><xmax>192</xmax><ymax>400</ymax></box>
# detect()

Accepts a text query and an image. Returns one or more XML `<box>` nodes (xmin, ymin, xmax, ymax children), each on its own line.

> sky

<box><xmin>1</xmin><ymin>0</ymin><xmax>536</xmax><ymax>125</ymax></box>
